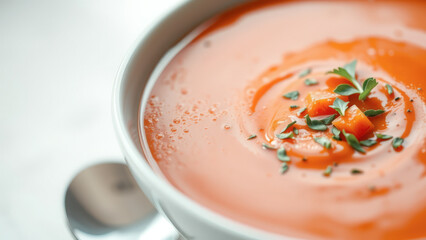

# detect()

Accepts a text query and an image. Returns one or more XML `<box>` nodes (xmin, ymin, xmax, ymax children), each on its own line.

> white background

<box><xmin>0</xmin><ymin>0</ymin><xmax>183</xmax><ymax>239</ymax></box>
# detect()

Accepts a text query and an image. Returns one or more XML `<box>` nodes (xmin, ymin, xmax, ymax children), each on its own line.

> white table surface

<box><xmin>0</xmin><ymin>0</ymin><xmax>183</xmax><ymax>239</ymax></box>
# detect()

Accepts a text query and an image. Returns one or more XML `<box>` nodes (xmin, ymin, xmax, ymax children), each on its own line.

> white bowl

<box><xmin>112</xmin><ymin>1</ymin><xmax>294</xmax><ymax>239</ymax></box>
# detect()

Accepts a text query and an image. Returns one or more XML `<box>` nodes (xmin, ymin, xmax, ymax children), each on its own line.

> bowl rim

<box><xmin>112</xmin><ymin>1</ymin><xmax>294</xmax><ymax>239</ymax></box>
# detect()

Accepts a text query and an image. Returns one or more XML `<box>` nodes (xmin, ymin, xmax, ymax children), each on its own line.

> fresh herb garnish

<box><xmin>297</xmin><ymin>107</ymin><xmax>307</xmax><ymax>116</ymax></box>
<box><xmin>280</xmin><ymin>121</ymin><xmax>296</xmax><ymax>133</ymax></box>
<box><xmin>293</xmin><ymin>128</ymin><xmax>299</xmax><ymax>135</ymax></box>
<box><xmin>247</xmin><ymin>134</ymin><xmax>257</xmax><ymax>140</ymax></box>
<box><xmin>290</xmin><ymin>105</ymin><xmax>299</xmax><ymax>109</ymax></box>
<box><xmin>327</xmin><ymin>60</ymin><xmax>358</xmax><ymax>86</ymax></box>
<box><xmin>304</xmin><ymin>78</ymin><xmax>318</xmax><ymax>86</ymax></box>
<box><xmin>343</xmin><ymin>130</ymin><xmax>365</xmax><ymax>153</ymax></box>
<box><xmin>385</xmin><ymin>84</ymin><xmax>393</xmax><ymax>95</ymax></box>
<box><xmin>283</xmin><ymin>91</ymin><xmax>300</xmax><ymax>100</ymax></box>
<box><xmin>262</xmin><ymin>143</ymin><xmax>277</xmax><ymax>150</ymax></box>
<box><xmin>314</xmin><ymin>137</ymin><xmax>332</xmax><ymax>149</ymax></box>
<box><xmin>329</xmin><ymin>98</ymin><xmax>349</xmax><ymax>116</ymax></box>
<box><xmin>305</xmin><ymin>114</ymin><xmax>327</xmax><ymax>131</ymax></box>
<box><xmin>375</xmin><ymin>133</ymin><xmax>393</xmax><ymax>140</ymax></box>
<box><xmin>359</xmin><ymin>78</ymin><xmax>378</xmax><ymax>100</ymax></box>
<box><xmin>360</xmin><ymin>139</ymin><xmax>377</xmax><ymax>147</ymax></box>
<box><xmin>334</xmin><ymin>84</ymin><xmax>360</xmax><ymax>96</ymax></box>
<box><xmin>323</xmin><ymin>165</ymin><xmax>333</xmax><ymax>177</ymax></box>
<box><xmin>280</xmin><ymin>162</ymin><xmax>289</xmax><ymax>174</ymax></box>
<box><xmin>331</xmin><ymin>126</ymin><xmax>341</xmax><ymax>140</ymax></box>
<box><xmin>351</xmin><ymin>169</ymin><xmax>363</xmax><ymax>175</ymax></box>
<box><xmin>299</xmin><ymin>68</ymin><xmax>311</xmax><ymax>78</ymax></box>
<box><xmin>276</xmin><ymin>132</ymin><xmax>294</xmax><ymax>140</ymax></box>
<box><xmin>320</xmin><ymin>114</ymin><xmax>336</xmax><ymax>125</ymax></box>
<box><xmin>277</xmin><ymin>147</ymin><xmax>290</xmax><ymax>162</ymax></box>
<box><xmin>364</xmin><ymin>109</ymin><xmax>385</xmax><ymax>117</ymax></box>
<box><xmin>327</xmin><ymin>60</ymin><xmax>378</xmax><ymax>100</ymax></box>
<box><xmin>392</xmin><ymin>137</ymin><xmax>404</xmax><ymax>149</ymax></box>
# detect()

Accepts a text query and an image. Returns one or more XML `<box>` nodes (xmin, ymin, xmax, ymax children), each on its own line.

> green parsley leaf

<box><xmin>392</xmin><ymin>137</ymin><xmax>404</xmax><ymax>149</ymax></box>
<box><xmin>297</xmin><ymin>107</ymin><xmax>307</xmax><ymax>116</ymax></box>
<box><xmin>299</xmin><ymin>68</ymin><xmax>311</xmax><ymax>78</ymax></box>
<box><xmin>304</xmin><ymin>78</ymin><xmax>318</xmax><ymax>86</ymax></box>
<box><xmin>359</xmin><ymin>78</ymin><xmax>378</xmax><ymax>100</ymax></box>
<box><xmin>323</xmin><ymin>165</ymin><xmax>333</xmax><ymax>177</ymax></box>
<box><xmin>283</xmin><ymin>91</ymin><xmax>300</xmax><ymax>100</ymax></box>
<box><xmin>328</xmin><ymin>60</ymin><xmax>357</xmax><ymax>81</ymax></box>
<box><xmin>364</xmin><ymin>109</ymin><xmax>385</xmax><ymax>117</ymax></box>
<box><xmin>280</xmin><ymin>162</ymin><xmax>289</xmax><ymax>174</ymax></box>
<box><xmin>385</xmin><ymin>84</ymin><xmax>393</xmax><ymax>95</ymax></box>
<box><xmin>247</xmin><ymin>134</ymin><xmax>257</xmax><ymax>140</ymax></box>
<box><xmin>293</xmin><ymin>128</ymin><xmax>299</xmax><ymax>135</ymax></box>
<box><xmin>343</xmin><ymin>130</ymin><xmax>365</xmax><ymax>153</ymax></box>
<box><xmin>320</xmin><ymin>114</ymin><xmax>336</xmax><ymax>125</ymax></box>
<box><xmin>290</xmin><ymin>105</ymin><xmax>299</xmax><ymax>109</ymax></box>
<box><xmin>305</xmin><ymin>114</ymin><xmax>327</xmax><ymax>131</ymax></box>
<box><xmin>375</xmin><ymin>133</ymin><xmax>393</xmax><ymax>140</ymax></box>
<box><xmin>277</xmin><ymin>147</ymin><xmax>290</xmax><ymax>162</ymax></box>
<box><xmin>331</xmin><ymin>126</ymin><xmax>341</xmax><ymax>140</ymax></box>
<box><xmin>262</xmin><ymin>143</ymin><xmax>277</xmax><ymax>150</ymax></box>
<box><xmin>329</xmin><ymin>98</ymin><xmax>349</xmax><ymax>116</ymax></box>
<box><xmin>327</xmin><ymin>61</ymin><xmax>378</xmax><ymax>100</ymax></box>
<box><xmin>280</xmin><ymin>121</ymin><xmax>296</xmax><ymax>133</ymax></box>
<box><xmin>314</xmin><ymin>137</ymin><xmax>332</xmax><ymax>149</ymax></box>
<box><xmin>334</xmin><ymin>84</ymin><xmax>360</xmax><ymax>96</ymax></box>
<box><xmin>276</xmin><ymin>132</ymin><xmax>294</xmax><ymax>140</ymax></box>
<box><xmin>360</xmin><ymin>139</ymin><xmax>377</xmax><ymax>147</ymax></box>
<box><xmin>327</xmin><ymin>60</ymin><xmax>362</xmax><ymax>92</ymax></box>
<box><xmin>351</xmin><ymin>169</ymin><xmax>363</xmax><ymax>175</ymax></box>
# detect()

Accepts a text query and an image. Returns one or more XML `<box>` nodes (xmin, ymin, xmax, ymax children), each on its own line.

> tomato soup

<box><xmin>142</xmin><ymin>1</ymin><xmax>426</xmax><ymax>239</ymax></box>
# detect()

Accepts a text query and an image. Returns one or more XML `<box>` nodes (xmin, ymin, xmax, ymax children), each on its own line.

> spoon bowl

<box><xmin>65</xmin><ymin>162</ymin><xmax>180</xmax><ymax>240</ymax></box>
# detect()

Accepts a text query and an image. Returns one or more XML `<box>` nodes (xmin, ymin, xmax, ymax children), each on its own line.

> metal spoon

<box><xmin>65</xmin><ymin>162</ymin><xmax>181</xmax><ymax>240</ymax></box>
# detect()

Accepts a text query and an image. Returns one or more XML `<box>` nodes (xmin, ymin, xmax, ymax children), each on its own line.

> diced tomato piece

<box><xmin>306</xmin><ymin>90</ymin><xmax>349</xmax><ymax>117</ymax></box>
<box><xmin>332</xmin><ymin>105</ymin><xmax>374</xmax><ymax>140</ymax></box>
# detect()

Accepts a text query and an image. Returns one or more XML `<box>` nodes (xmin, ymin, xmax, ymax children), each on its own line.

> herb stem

<box><xmin>352</xmin><ymin>80</ymin><xmax>363</xmax><ymax>93</ymax></box>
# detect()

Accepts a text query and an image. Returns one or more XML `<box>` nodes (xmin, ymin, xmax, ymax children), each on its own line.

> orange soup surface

<box><xmin>142</xmin><ymin>1</ymin><xmax>426</xmax><ymax>239</ymax></box>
